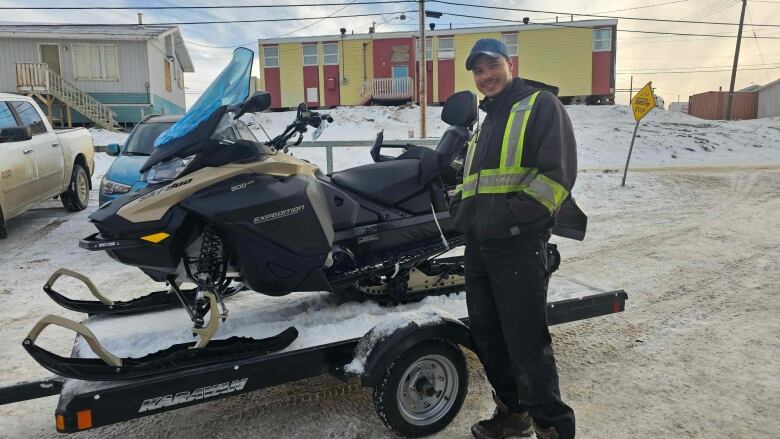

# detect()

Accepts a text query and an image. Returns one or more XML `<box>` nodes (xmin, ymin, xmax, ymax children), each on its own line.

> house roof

<box><xmin>756</xmin><ymin>77</ymin><xmax>780</xmax><ymax>92</ymax></box>
<box><xmin>0</xmin><ymin>23</ymin><xmax>194</xmax><ymax>72</ymax></box>
<box><xmin>259</xmin><ymin>19</ymin><xmax>617</xmax><ymax>45</ymax></box>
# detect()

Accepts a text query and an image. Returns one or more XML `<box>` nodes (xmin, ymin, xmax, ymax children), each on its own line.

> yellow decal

<box><xmin>631</xmin><ymin>82</ymin><xmax>656</xmax><ymax>122</ymax></box>
<box><xmin>141</xmin><ymin>232</ymin><xmax>170</xmax><ymax>244</ymax></box>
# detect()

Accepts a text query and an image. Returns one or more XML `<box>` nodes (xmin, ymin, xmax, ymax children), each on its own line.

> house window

<box><xmin>264</xmin><ymin>46</ymin><xmax>279</xmax><ymax>68</ymax></box>
<box><xmin>437</xmin><ymin>37</ymin><xmax>454</xmax><ymax>59</ymax></box>
<box><xmin>323</xmin><ymin>43</ymin><xmax>339</xmax><ymax>65</ymax></box>
<box><xmin>10</xmin><ymin>101</ymin><xmax>47</xmax><ymax>135</ymax></box>
<box><xmin>501</xmin><ymin>33</ymin><xmax>518</xmax><ymax>56</ymax></box>
<box><xmin>303</xmin><ymin>44</ymin><xmax>318</xmax><ymax>66</ymax></box>
<box><xmin>176</xmin><ymin>64</ymin><xmax>184</xmax><ymax>89</ymax></box>
<box><xmin>72</xmin><ymin>43</ymin><xmax>119</xmax><ymax>80</ymax></box>
<box><xmin>164</xmin><ymin>60</ymin><xmax>172</xmax><ymax>92</ymax></box>
<box><xmin>425</xmin><ymin>37</ymin><xmax>433</xmax><ymax>60</ymax></box>
<box><xmin>593</xmin><ymin>28</ymin><xmax>612</xmax><ymax>51</ymax></box>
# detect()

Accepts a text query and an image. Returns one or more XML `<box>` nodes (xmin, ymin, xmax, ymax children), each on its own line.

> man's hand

<box><xmin>449</xmin><ymin>191</ymin><xmax>462</xmax><ymax>217</ymax></box>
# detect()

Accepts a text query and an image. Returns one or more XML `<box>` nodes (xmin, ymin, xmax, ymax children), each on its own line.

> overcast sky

<box><xmin>3</xmin><ymin>0</ymin><xmax>779</xmax><ymax>106</ymax></box>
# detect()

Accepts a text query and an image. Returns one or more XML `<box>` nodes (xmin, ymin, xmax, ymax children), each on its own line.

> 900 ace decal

<box><xmin>138</xmin><ymin>378</ymin><xmax>248</xmax><ymax>413</ymax></box>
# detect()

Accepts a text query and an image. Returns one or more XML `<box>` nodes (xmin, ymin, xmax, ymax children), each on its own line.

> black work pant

<box><xmin>465</xmin><ymin>231</ymin><xmax>575</xmax><ymax>439</ymax></box>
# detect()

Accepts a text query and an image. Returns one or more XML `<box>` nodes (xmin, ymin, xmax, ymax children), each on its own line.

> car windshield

<box><xmin>124</xmin><ymin>122</ymin><xmax>174</xmax><ymax>156</ymax></box>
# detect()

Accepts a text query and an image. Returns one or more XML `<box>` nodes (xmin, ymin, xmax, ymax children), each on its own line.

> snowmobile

<box><xmin>23</xmin><ymin>48</ymin><xmax>586</xmax><ymax>381</ymax></box>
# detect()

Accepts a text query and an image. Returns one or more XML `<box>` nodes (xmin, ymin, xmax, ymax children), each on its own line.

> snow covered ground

<box><xmin>1</xmin><ymin>104</ymin><xmax>779</xmax><ymax>438</ymax></box>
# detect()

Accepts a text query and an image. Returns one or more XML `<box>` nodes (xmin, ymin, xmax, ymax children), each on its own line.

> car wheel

<box><xmin>0</xmin><ymin>203</ymin><xmax>7</xmax><ymax>239</ymax></box>
<box><xmin>61</xmin><ymin>163</ymin><xmax>90</xmax><ymax>212</ymax></box>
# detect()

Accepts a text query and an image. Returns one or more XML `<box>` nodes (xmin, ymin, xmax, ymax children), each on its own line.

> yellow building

<box><xmin>259</xmin><ymin>20</ymin><xmax>616</xmax><ymax>109</ymax></box>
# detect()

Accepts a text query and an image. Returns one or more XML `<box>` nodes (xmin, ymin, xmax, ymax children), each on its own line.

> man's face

<box><xmin>471</xmin><ymin>55</ymin><xmax>513</xmax><ymax>98</ymax></box>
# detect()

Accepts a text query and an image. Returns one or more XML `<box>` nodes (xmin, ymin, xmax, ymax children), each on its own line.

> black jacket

<box><xmin>451</xmin><ymin>77</ymin><xmax>577</xmax><ymax>242</ymax></box>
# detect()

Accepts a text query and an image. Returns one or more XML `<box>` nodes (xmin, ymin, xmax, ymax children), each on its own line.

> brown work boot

<box><xmin>471</xmin><ymin>394</ymin><xmax>535</xmax><ymax>439</ymax></box>
<box><xmin>534</xmin><ymin>423</ymin><xmax>560</xmax><ymax>439</ymax></box>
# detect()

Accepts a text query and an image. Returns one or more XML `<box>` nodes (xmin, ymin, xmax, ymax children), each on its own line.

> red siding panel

<box><xmin>303</xmin><ymin>66</ymin><xmax>319</xmax><ymax>107</ymax></box>
<box><xmin>264</xmin><ymin>68</ymin><xmax>281</xmax><ymax>109</ymax></box>
<box><xmin>323</xmin><ymin>65</ymin><xmax>340</xmax><ymax>107</ymax></box>
<box><xmin>592</xmin><ymin>51</ymin><xmax>612</xmax><ymax>95</ymax></box>
<box><xmin>511</xmin><ymin>55</ymin><xmax>518</xmax><ymax>77</ymax></box>
<box><xmin>438</xmin><ymin>59</ymin><xmax>455</xmax><ymax>103</ymax></box>
<box><xmin>372</xmin><ymin>37</ymin><xmax>415</xmax><ymax>79</ymax></box>
<box><xmin>426</xmin><ymin>60</ymin><xmax>434</xmax><ymax>103</ymax></box>
<box><xmin>688</xmin><ymin>91</ymin><xmax>757</xmax><ymax>120</ymax></box>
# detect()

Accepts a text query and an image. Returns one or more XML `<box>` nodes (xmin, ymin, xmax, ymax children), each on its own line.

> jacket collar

<box><xmin>478</xmin><ymin>77</ymin><xmax>560</xmax><ymax>114</ymax></box>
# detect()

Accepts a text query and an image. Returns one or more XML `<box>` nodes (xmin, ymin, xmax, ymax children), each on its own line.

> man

<box><xmin>449</xmin><ymin>38</ymin><xmax>577</xmax><ymax>439</ymax></box>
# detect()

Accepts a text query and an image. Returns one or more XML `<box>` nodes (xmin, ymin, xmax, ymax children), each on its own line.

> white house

<box><xmin>0</xmin><ymin>24</ymin><xmax>194</xmax><ymax>129</ymax></box>
<box><xmin>757</xmin><ymin>78</ymin><xmax>780</xmax><ymax>118</ymax></box>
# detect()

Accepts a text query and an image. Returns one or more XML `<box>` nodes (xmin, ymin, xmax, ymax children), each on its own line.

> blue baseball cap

<box><xmin>466</xmin><ymin>38</ymin><xmax>511</xmax><ymax>71</ymax></box>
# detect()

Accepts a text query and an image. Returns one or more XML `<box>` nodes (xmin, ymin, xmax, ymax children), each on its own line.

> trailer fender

<box><xmin>350</xmin><ymin>314</ymin><xmax>473</xmax><ymax>388</ymax></box>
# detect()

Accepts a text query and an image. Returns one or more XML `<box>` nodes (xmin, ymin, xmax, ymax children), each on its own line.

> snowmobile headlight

<box><xmin>144</xmin><ymin>155</ymin><xmax>196</xmax><ymax>184</ymax></box>
<box><xmin>100</xmin><ymin>177</ymin><xmax>132</xmax><ymax>195</ymax></box>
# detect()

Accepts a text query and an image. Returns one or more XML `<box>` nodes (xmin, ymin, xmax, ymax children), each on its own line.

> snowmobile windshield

<box><xmin>140</xmin><ymin>47</ymin><xmax>254</xmax><ymax>172</ymax></box>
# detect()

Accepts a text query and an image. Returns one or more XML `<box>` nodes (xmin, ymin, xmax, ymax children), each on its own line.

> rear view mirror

<box><xmin>441</xmin><ymin>91</ymin><xmax>478</xmax><ymax>129</ymax></box>
<box><xmin>233</xmin><ymin>92</ymin><xmax>272</xmax><ymax>119</ymax></box>
<box><xmin>106</xmin><ymin>143</ymin><xmax>121</xmax><ymax>156</ymax></box>
<box><xmin>0</xmin><ymin>126</ymin><xmax>32</xmax><ymax>143</ymax></box>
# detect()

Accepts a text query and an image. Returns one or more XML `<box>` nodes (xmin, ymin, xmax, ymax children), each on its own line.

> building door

<box><xmin>39</xmin><ymin>44</ymin><xmax>61</xmax><ymax>76</ymax></box>
<box><xmin>391</xmin><ymin>65</ymin><xmax>409</xmax><ymax>96</ymax></box>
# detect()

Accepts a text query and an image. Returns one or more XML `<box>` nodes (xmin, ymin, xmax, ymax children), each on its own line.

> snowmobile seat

<box><xmin>331</xmin><ymin>159</ymin><xmax>423</xmax><ymax>206</ymax></box>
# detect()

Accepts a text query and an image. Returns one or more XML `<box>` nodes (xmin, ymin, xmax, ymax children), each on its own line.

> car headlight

<box><xmin>143</xmin><ymin>155</ymin><xmax>196</xmax><ymax>184</ymax></box>
<box><xmin>101</xmin><ymin>178</ymin><xmax>132</xmax><ymax>195</ymax></box>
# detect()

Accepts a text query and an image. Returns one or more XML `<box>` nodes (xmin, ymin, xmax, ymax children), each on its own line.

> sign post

<box><xmin>622</xmin><ymin>81</ymin><xmax>656</xmax><ymax>187</ymax></box>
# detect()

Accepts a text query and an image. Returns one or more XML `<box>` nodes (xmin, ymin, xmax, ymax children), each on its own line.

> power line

<box><xmin>427</xmin><ymin>0</ymin><xmax>780</xmax><ymax>27</ymax></box>
<box><xmin>619</xmin><ymin>0</ymin><xmax>735</xmax><ymax>48</ymax></box>
<box><xmin>618</xmin><ymin>61</ymin><xmax>780</xmax><ymax>71</ymax></box>
<box><xmin>616</xmin><ymin>65</ymin><xmax>780</xmax><ymax>74</ymax></box>
<box><xmin>746</xmin><ymin>3</ymin><xmax>773</xmax><ymax>81</ymax></box>
<box><xmin>0</xmin><ymin>1</ymin><xmax>415</xmax><ymax>10</ymax></box>
<box><xmin>9</xmin><ymin>10</ymin><xmax>416</xmax><ymax>26</ymax></box>
<box><xmin>435</xmin><ymin>11</ymin><xmax>780</xmax><ymax>39</ymax></box>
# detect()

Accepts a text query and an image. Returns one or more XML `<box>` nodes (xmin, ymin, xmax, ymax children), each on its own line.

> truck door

<box><xmin>10</xmin><ymin>101</ymin><xmax>63</xmax><ymax>198</ymax></box>
<box><xmin>0</xmin><ymin>101</ymin><xmax>39</xmax><ymax>216</ymax></box>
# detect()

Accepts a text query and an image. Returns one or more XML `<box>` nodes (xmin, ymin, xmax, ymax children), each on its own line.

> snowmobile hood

<box><xmin>140</xmin><ymin>48</ymin><xmax>254</xmax><ymax>173</ymax></box>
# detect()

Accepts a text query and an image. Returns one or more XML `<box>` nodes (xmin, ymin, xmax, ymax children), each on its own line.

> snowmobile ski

<box><xmin>42</xmin><ymin>268</ymin><xmax>245</xmax><ymax>316</ymax></box>
<box><xmin>22</xmin><ymin>313</ymin><xmax>298</xmax><ymax>381</ymax></box>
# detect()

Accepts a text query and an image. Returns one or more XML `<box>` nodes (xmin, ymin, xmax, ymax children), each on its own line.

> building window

<box><xmin>302</xmin><ymin>44</ymin><xmax>318</xmax><ymax>66</ymax></box>
<box><xmin>72</xmin><ymin>43</ymin><xmax>119</xmax><ymax>80</ymax></box>
<box><xmin>501</xmin><ymin>33</ymin><xmax>518</xmax><ymax>56</ymax></box>
<box><xmin>323</xmin><ymin>43</ymin><xmax>339</xmax><ymax>65</ymax></box>
<box><xmin>164</xmin><ymin>60</ymin><xmax>172</xmax><ymax>92</ymax></box>
<box><xmin>264</xmin><ymin>46</ymin><xmax>279</xmax><ymax>68</ymax></box>
<box><xmin>437</xmin><ymin>37</ymin><xmax>454</xmax><ymax>59</ymax></box>
<box><xmin>593</xmin><ymin>28</ymin><xmax>612</xmax><ymax>51</ymax></box>
<box><xmin>10</xmin><ymin>101</ymin><xmax>47</xmax><ymax>135</ymax></box>
<box><xmin>425</xmin><ymin>37</ymin><xmax>433</xmax><ymax>60</ymax></box>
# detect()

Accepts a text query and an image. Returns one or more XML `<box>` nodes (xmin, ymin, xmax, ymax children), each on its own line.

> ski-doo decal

<box><xmin>138</xmin><ymin>378</ymin><xmax>248</xmax><ymax>413</ymax></box>
<box><xmin>253</xmin><ymin>205</ymin><xmax>305</xmax><ymax>224</ymax></box>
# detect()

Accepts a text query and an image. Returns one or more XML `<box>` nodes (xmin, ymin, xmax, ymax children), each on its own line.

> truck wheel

<box><xmin>61</xmin><ymin>164</ymin><xmax>89</xmax><ymax>212</ymax></box>
<box><xmin>0</xmin><ymin>203</ymin><xmax>7</xmax><ymax>239</ymax></box>
<box><xmin>373</xmin><ymin>340</ymin><xmax>468</xmax><ymax>438</ymax></box>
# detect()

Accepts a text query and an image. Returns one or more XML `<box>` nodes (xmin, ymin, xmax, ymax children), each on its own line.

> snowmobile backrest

<box><xmin>435</xmin><ymin>125</ymin><xmax>470</xmax><ymax>172</ymax></box>
<box><xmin>441</xmin><ymin>90</ymin><xmax>478</xmax><ymax>129</ymax></box>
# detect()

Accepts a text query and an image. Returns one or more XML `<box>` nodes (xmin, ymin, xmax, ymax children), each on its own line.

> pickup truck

<box><xmin>0</xmin><ymin>93</ymin><xmax>95</xmax><ymax>239</ymax></box>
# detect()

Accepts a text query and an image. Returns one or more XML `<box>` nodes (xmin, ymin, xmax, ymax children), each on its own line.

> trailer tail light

<box><xmin>613</xmin><ymin>300</ymin><xmax>622</xmax><ymax>313</ymax></box>
<box><xmin>77</xmin><ymin>409</ymin><xmax>93</xmax><ymax>430</ymax></box>
<box><xmin>56</xmin><ymin>415</ymin><xmax>65</xmax><ymax>431</ymax></box>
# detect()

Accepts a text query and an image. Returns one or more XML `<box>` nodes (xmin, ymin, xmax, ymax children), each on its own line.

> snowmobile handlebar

<box><xmin>266</xmin><ymin>104</ymin><xmax>332</xmax><ymax>150</ymax></box>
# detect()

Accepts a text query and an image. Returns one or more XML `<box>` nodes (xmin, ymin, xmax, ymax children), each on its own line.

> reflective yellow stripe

<box><xmin>501</xmin><ymin>91</ymin><xmax>539</xmax><ymax>168</ymax></box>
<box><xmin>513</xmin><ymin>91</ymin><xmax>540</xmax><ymax>168</ymax></box>
<box><xmin>522</xmin><ymin>173</ymin><xmax>569</xmax><ymax>212</ymax></box>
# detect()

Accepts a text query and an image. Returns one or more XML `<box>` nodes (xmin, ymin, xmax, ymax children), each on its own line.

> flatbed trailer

<box><xmin>1</xmin><ymin>289</ymin><xmax>627</xmax><ymax>437</ymax></box>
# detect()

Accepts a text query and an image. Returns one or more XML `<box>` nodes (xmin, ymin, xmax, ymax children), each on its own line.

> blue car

<box><xmin>99</xmin><ymin>115</ymin><xmax>182</xmax><ymax>205</ymax></box>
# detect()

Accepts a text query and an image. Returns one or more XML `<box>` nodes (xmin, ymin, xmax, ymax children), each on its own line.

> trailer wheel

<box><xmin>372</xmin><ymin>339</ymin><xmax>468</xmax><ymax>438</ymax></box>
<box><xmin>0</xmin><ymin>203</ymin><xmax>7</xmax><ymax>239</ymax></box>
<box><xmin>61</xmin><ymin>163</ymin><xmax>89</xmax><ymax>212</ymax></box>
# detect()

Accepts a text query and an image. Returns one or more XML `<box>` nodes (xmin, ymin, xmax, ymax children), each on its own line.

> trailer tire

<box><xmin>0</xmin><ymin>203</ymin><xmax>7</xmax><ymax>239</ymax></box>
<box><xmin>61</xmin><ymin>163</ymin><xmax>89</xmax><ymax>212</ymax></box>
<box><xmin>372</xmin><ymin>339</ymin><xmax>468</xmax><ymax>438</ymax></box>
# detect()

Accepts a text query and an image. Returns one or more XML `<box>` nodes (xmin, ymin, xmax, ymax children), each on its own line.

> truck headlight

<box><xmin>101</xmin><ymin>178</ymin><xmax>132</xmax><ymax>195</ymax></box>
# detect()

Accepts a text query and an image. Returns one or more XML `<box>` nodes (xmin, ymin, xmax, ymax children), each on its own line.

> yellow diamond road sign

<box><xmin>631</xmin><ymin>82</ymin><xmax>656</xmax><ymax>122</ymax></box>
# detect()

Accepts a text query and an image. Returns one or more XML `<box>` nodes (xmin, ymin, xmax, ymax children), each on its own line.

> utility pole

<box><xmin>726</xmin><ymin>0</ymin><xmax>747</xmax><ymax>121</ymax></box>
<box><xmin>418</xmin><ymin>0</ymin><xmax>427</xmax><ymax>138</ymax></box>
<box><xmin>629</xmin><ymin>76</ymin><xmax>633</xmax><ymax>102</ymax></box>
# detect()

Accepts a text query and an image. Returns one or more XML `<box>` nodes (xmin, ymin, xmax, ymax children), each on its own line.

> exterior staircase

<box><xmin>359</xmin><ymin>77</ymin><xmax>414</xmax><ymax>105</ymax></box>
<box><xmin>15</xmin><ymin>63</ymin><xmax>121</xmax><ymax>131</ymax></box>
